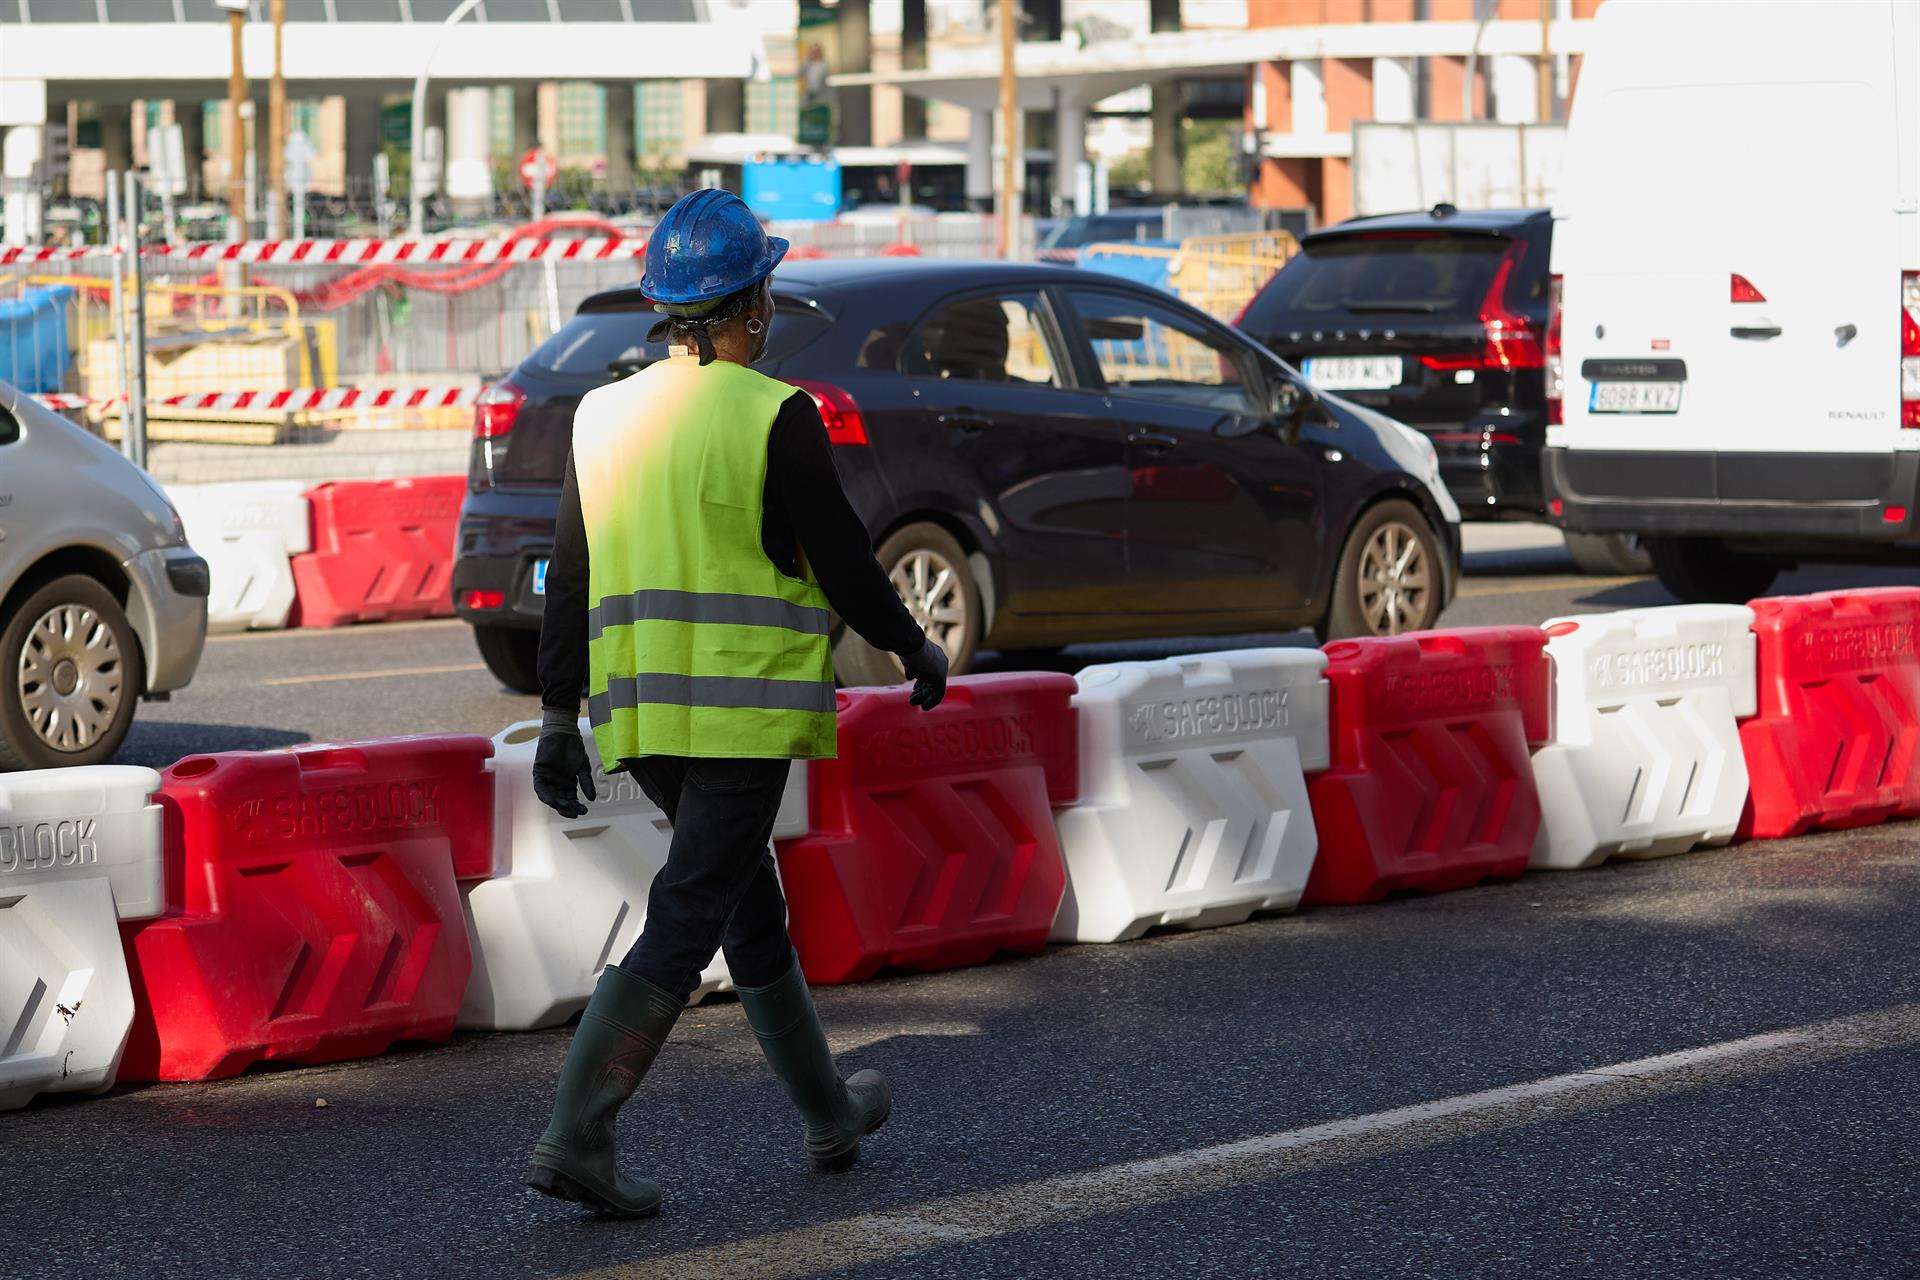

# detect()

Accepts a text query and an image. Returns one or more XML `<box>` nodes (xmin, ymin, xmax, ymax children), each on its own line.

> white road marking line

<box><xmin>565</xmin><ymin>1003</ymin><xmax>1920</xmax><ymax>1280</ymax></box>
<box><xmin>1458</xmin><ymin>574</ymin><xmax>1644</xmax><ymax>599</ymax></box>
<box><xmin>260</xmin><ymin>662</ymin><xmax>485</xmax><ymax>686</ymax></box>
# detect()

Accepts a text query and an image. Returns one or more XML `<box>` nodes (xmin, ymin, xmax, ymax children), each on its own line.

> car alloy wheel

<box><xmin>889</xmin><ymin>547</ymin><xmax>970</xmax><ymax>655</ymax></box>
<box><xmin>18</xmin><ymin>601</ymin><xmax>127</xmax><ymax>755</ymax></box>
<box><xmin>1356</xmin><ymin>520</ymin><xmax>1433</xmax><ymax>635</ymax></box>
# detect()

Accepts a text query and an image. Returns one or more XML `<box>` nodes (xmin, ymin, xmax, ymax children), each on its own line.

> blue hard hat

<box><xmin>642</xmin><ymin>189</ymin><xmax>789</xmax><ymax>309</ymax></box>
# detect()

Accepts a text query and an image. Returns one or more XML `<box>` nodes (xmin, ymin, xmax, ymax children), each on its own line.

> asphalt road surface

<box><xmin>7</xmin><ymin>525</ymin><xmax>1920</xmax><ymax>1279</ymax></box>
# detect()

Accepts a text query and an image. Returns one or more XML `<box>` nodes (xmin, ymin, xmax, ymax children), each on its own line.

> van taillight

<box><xmin>474</xmin><ymin>379</ymin><xmax>525</xmax><ymax>439</ymax></box>
<box><xmin>787</xmin><ymin>379</ymin><xmax>869</xmax><ymax>446</ymax></box>
<box><xmin>1546</xmin><ymin>273</ymin><xmax>1564</xmax><ymax>426</ymax></box>
<box><xmin>1731</xmin><ymin>273</ymin><xmax>1768</xmax><ymax>304</ymax></box>
<box><xmin>1902</xmin><ymin>272</ymin><xmax>1920</xmax><ymax>430</ymax></box>
<box><xmin>1417</xmin><ymin>240</ymin><xmax>1545</xmax><ymax>376</ymax></box>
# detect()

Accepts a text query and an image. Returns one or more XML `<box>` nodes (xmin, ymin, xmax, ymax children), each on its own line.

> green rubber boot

<box><xmin>524</xmin><ymin>966</ymin><xmax>684</xmax><ymax>1217</ymax></box>
<box><xmin>735</xmin><ymin>957</ymin><xmax>891</xmax><ymax>1174</ymax></box>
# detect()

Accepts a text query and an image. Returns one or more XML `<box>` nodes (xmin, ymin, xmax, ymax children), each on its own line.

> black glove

<box><xmin>900</xmin><ymin>637</ymin><xmax>949</xmax><ymax>711</ymax></box>
<box><xmin>532</xmin><ymin>710</ymin><xmax>598</xmax><ymax>819</ymax></box>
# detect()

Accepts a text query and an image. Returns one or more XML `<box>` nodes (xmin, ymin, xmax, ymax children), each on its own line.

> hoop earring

<box><xmin>746</xmin><ymin>318</ymin><xmax>764</xmax><ymax>335</ymax></box>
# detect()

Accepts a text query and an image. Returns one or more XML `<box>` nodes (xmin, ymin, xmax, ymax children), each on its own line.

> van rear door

<box><xmin>1557</xmin><ymin>1</ymin><xmax>1903</xmax><ymax>462</ymax></box>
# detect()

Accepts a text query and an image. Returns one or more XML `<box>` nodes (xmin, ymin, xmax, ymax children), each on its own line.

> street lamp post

<box><xmin>268</xmin><ymin>0</ymin><xmax>286</xmax><ymax>239</ymax></box>
<box><xmin>409</xmin><ymin>0</ymin><xmax>485</xmax><ymax>237</ymax></box>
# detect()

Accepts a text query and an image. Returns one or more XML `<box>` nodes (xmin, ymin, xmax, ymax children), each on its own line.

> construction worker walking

<box><xmin>524</xmin><ymin>189</ymin><xmax>948</xmax><ymax>1218</ymax></box>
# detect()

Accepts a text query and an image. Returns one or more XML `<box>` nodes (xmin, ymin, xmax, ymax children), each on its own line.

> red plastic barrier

<box><xmin>776</xmin><ymin>674</ymin><xmax>1078</xmax><ymax>984</ymax></box>
<box><xmin>1739</xmin><ymin>588</ymin><xmax>1920</xmax><ymax>839</ymax></box>
<box><xmin>119</xmin><ymin>736</ymin><xmax>495</xmax><ymax>1081</ymax></box>
<box><xmin>1303</xmin><ymin>627</ymin><xmax>1551</xmax><ymax>905</ymax></box>
<box><xmin>290</xmin><ymin>475</ymin><xmax>464</xmax><ymax>626</ymax></box>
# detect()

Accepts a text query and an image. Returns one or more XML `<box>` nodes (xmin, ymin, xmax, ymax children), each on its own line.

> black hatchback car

<box><xmin>452</xmin><ymin>259</ymin><xmax>1460</xmax><ymax>691</ymax></box>
<box><xmin>1238</xmin><ymin>206</ymin><xmax>1645</xmax><ymax>575</ymax></box>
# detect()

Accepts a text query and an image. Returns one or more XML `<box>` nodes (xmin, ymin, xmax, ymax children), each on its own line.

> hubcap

<box><xmin>1357</xmin><ymin>522</ymin><xmax>1432</xmax><ymax>636</ymax></box>
<box><xmin>888</xmin><ymin>548</ymin><xmax>968</xmax><ymax>657</ymax></box>
<box><xmin>18</xmin><ymin>603</ymin><xmax>125</xmax><ymax>754</ymax></box>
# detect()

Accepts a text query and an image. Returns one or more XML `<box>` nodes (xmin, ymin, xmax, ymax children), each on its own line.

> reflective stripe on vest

<box><xmin>573</xmin><ymin>358</ymin><xmax>838</xmax><ymax>763</ymax></box>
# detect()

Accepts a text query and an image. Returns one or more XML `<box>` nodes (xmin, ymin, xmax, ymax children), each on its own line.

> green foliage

<box><xmin>1182</xmin><ymin>120</ymin><xmax>1237</xmax><ymax>196</ymax></box>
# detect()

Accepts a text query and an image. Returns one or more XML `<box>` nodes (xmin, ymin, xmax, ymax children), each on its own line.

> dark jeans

<box><xmin>617</xmin><ymin>755</ymin><xmax>796</xmax><ymax>1002</ymax></box>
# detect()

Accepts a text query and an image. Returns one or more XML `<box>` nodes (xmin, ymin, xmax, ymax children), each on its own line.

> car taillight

<box><xmin>474</xmin><ymin>379</ymin><xmax>525</xmax><ymax>439</ymax></box>
<box><xmin>464</xmin><ymin>590</ymin><xmax>505</xmax><ymax>611</ymax></box>
<box><xmin>1902</xmin><ymin>271</ymin><xmax>1920</xmax><ymax>431</ymax></box>
<box><xmin>1546</xmin><ymin>272</ymin><xmax>1564</xmax><ymax>426</ymax></box>
<box><xmin>1416</xmin><ymin>241</ymin><xmax>1544</xmax><ymax>377</ymax></box>
<box><xmin>1731</xmin><ymin>273</ymin><xmax>1768</xmax><ymax>304</ymax></box>
<box><xmin>786</xmin><ymin>379</ymin><xmax>869</xmax><ymax>446</ymax></box>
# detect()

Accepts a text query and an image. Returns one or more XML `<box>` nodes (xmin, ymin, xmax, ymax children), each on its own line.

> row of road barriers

<box><xmin>168</xmin><ymin>475</ymin><xmax>463</xmax><ymax>631</ymax></box>
<box><xmin>8</xmin><ymin>588</ymin><xmax>1920</xmax><ymax>1107</ymax></box>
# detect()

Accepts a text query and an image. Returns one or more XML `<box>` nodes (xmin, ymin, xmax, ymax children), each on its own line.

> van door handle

<box><xmin>1731</xmin><ymin>324</ymin><xmax>1783</xmax><ymax>339</ymax></box>
<box><xmin>938</xmin><ymin>411</ymin><xmax>992</xmax><ymax>435</ymax></box>
<box><xmin>1128</xmin><ymin>431</ymin><xmax>1179</xmax><ymax>456</ymax></box>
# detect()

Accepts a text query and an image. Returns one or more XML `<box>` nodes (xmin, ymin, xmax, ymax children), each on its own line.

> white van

<box><xmin>1544</xmin><ymin>0</ymin><xmax>1920</xmax><ymax>601</ymax></box>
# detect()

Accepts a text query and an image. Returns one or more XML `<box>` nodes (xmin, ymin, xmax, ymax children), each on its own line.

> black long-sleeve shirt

<box><xmin>538</xmin><ymin>389</ymin><xmax>925</xmax><ymax>711</ymax></box>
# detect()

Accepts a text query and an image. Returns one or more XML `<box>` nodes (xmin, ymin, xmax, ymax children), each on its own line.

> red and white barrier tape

<box><xmin>2</xmin><ymin>236</ymin><xmax>643</xmax><ymax>266</ymax></box>
<box><xmin>30</xmin><ymin>386</ymin><xmax>478</xmax><ymax>413</ymax></box>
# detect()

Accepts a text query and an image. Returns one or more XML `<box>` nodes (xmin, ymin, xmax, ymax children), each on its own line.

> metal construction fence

<box><xmin>2</xmin><ymin>212</ymin><xmax>1292</xmax><ymax>487</ymax></box>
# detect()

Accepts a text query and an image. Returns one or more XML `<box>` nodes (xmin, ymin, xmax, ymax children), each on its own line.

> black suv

<box><xmin>452</xmin><ymin>259</ymin><xmax>1460</xmax><ymax>692</ymax></box>
<box><xmin>1237</xmin><ymin>206</ymin><xmax>1645</xmax><ymax>574</ymax></box>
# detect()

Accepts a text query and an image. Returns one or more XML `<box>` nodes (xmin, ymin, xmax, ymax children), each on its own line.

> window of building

<box><xmin>635</xmin><ymin>81</ymin><xmax>683</xmax><ymax>159</ymax></box>
<box><xmin>745</xmin><ymin>77</ymin><xmax>799</xmax><ymax>137</ymax></box>
<box><xmin>490</xmin><ymin>86</ymin><xmax>514</xmax><ymax>159</ymax></box>
<box><xmin>557</xmin><ymin>82</ymin><xmax>606</xmax><ymax>158</ymax></box>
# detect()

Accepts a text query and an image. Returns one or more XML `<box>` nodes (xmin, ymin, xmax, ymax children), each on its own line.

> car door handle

<box><xmin>938</xmin><ymin>411</ymin><xmax>992</xmax><ymax>435</ymax></box>
<box><xmin>1731</xmin><ymin>324</ymin><xmax>1783</xmax><ymax>339</ymax></box>
<box><xmin>1128</xmin><ymin>431</ymin><xmax>1179</xmax><ymax>456</ymax></box>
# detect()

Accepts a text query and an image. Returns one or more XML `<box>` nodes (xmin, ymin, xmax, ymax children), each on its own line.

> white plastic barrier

<box><xmin>167</xmin><ymin>481</ymin><xmax>311</xmax><ymax>632</ymax></box>
<box><xmin>1531</xmin><ymin>604</ymin><xmax>1757</xmax><ymax>870</ymax></box>
<box><xmin>460</xmin><ymin>720</ymin><xmax>808</xmax><ymax>1030</ymax></box>
<box><xmin>1053</xmin><ymin>649</ymin><xmax>1331</xmax><ymax>943</ymax></box>
<box><xmin>0</xmin><ymin>766</ymin><xmax>165</xmax><ymax>1110</ymax></box>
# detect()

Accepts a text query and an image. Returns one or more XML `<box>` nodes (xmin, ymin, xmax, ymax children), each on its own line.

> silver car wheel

<box><xmin>18</xmin><ymin>602</ymin><xmax>126</xmax><ymax>754</ymax></box>
<box><xmin>889</xmin><ymin>547</ymin><xmax>969</xmax><ymax>655</ymax></box>
<box><xmin>1356</xmin><ymin>521</ymin><xmax>1433</xmax><ymax>636</ymax></box>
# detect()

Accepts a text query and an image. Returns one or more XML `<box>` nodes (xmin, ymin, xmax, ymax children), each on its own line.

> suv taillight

<box><xmin>1418</xmin><ymin>240</ymin><xmax>1545</xmax><ymax>376</ymax></box>
<box><xmin>1547</xmin><ymin>272</ymin><xmax>1565</xmax><ymax>426</ymax></box>
<box><xmin>474</xmin><ymin>379</ymin><xmax>525</xmax><ymax>439</ymax></box>
<box><xmin>786</xmin><ymin>379</ymin><xmax>869</xmax><ymax>446</ymax></box>
<box><xmin>1902</xmin><ymin>271</ymin><xmax>1920</xmax><ymax>431</ymax></box>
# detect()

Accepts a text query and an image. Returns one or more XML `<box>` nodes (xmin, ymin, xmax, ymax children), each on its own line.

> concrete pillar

<box><xmin>901</xmin><ymin>0</ymin><xmax>928</xmax><ymax>140</ymax></box>
<box><xmin>444</xmin><ymin>86</ymin><xmax>494</xmax><ymax>214</ymax></box>
<box><xmin>177</xmin><ymin>99</ymin><xmax>206</xmax><ymax>200</ymax></box>
<box><xmin>603</xmin><ymin>81</ymin><xmax>634</xmax><ymax>194</ymax></box>
<box><xmin>705</xmin><ymin>78</ymin><xmax>744</xmax><ymax>135</ymax></box>
<box><xmin>98</xmin><ymin>103</ymin><xmax>133</xmax><ymax>178</ymax></box>
<box><xmin>3</xmin><ymin>126</ymin><xmax>44</xmax><ymax>246</ymax></box>
<box><xmin>835</xmin><ymin>0</ymin><xmax>872</xmax><ymax>148</ymax></box>
<box><xmin>343</xmin><ymin>94</ymin><xmax>380</xmax><ymax>203</ymax></box>
<box><xmin>1054</xmin><ymin>100</ymin><xmax>1087</xmax><ymax>216</ymax></box>
<box><xmin>1149</xmin><ymin>0</ymin><xmax>1182</xmax><ymax>196</ymax></box>
<box><xmin>965</xmin><ymin>107</ymin><xmax>993</xmax><ymax>212</ymax></box>
<box><xmin>536</xmin><ymin>82</ymin><xmax>560</xmax><ymax>159</ymax></box>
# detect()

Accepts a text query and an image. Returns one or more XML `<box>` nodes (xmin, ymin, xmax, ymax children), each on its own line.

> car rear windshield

<box><xmin>1040</xmin><ymin>213</ymin><xmax>1162</xmax><ymax>250</ymax></box>
<box><xmin>522</xmin><ymin>295</ymin><xmax>830</xmax><ymax>378</ymax></box>
<box><xmin>1244</xmin><ymin>232</ymin><xmax>1518</xmax><ymax>329</ymax></box>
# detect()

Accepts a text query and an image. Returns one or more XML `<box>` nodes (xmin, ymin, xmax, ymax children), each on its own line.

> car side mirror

<box><xmin>1269</xmin><ymin>377</ymin><xmax>1314</xmax><ymax>444</ymax></box>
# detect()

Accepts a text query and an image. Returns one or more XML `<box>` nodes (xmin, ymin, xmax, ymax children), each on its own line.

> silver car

<box><xmin>0</xmin><ymin>379</ymin><xmax>208</xmax><ymax>769</ymax></box>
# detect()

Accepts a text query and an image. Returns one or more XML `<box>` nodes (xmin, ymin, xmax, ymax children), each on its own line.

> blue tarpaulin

<box><xmin>1077</xmin><ymin>241</ymin><xmax>1179</xmax><ymax>293</ymax></box>
<box><xmin>0</xmin><ymin>285</ymin><xmax>76</xmax><ymax>394</ymax></box>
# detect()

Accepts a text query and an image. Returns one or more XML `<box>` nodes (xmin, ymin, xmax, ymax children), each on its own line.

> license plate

<box><xmin>1305</xmin><ymin>355</ymin><xmax>1403</xmax><ymax>390</ymax></box>
<box><xmin>1590</xmin><ymin>381</ymin><xmax>1683</xmax><ymax>414</ymax></box>
<box><xmin>532</xmin><ymin>559</ymin><xmax>549</xmax><ymax>596</ymax></box>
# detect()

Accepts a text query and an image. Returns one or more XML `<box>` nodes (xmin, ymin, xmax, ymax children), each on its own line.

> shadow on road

<box><xmin>115</xmin><ymin>722</ymin><xmax>311</xmax><ymax>768</ymax></box>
